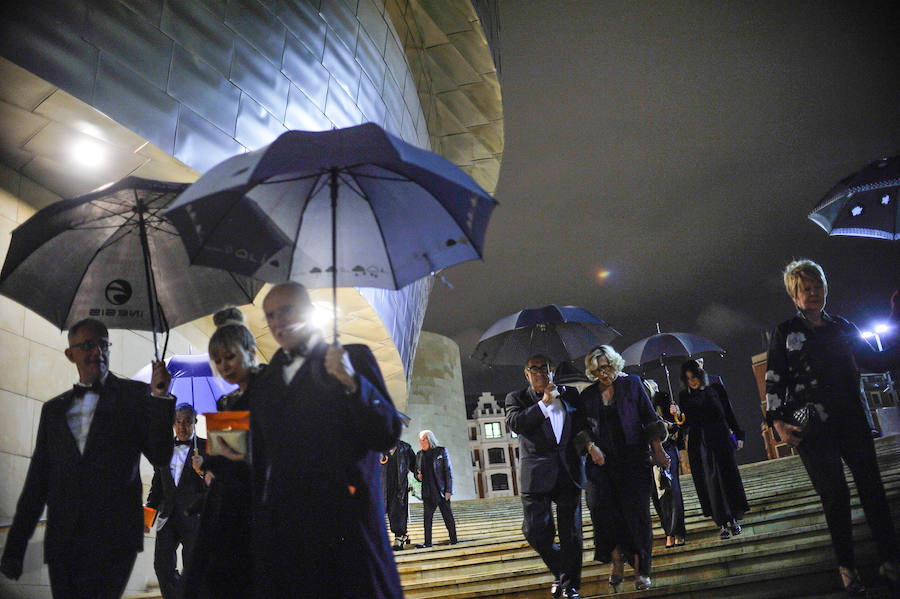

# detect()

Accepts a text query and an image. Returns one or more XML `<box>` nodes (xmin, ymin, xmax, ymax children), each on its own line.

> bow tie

<box><xmin>73</xmin><ymin>380</ymin><xmax>102</xmax><ymax>395</ymax></box>
<box><xmin>286</xmin><ymin>344</ymin><xmax>308</xmax><ymax>360</ymax></box>
<box><xmin>174</xmin><ymin>439</ymin><xmax>192</xmax><ymax>447</ymax></box>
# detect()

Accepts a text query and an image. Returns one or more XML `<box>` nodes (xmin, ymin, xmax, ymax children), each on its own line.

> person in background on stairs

<box><xmin>415</xmin><ymin>429</ymin><xmax>458</xmax><ymax>548</ymax></box>
<box><xmin>506</xmin><ymin>354</ymin><xmax>585</xmax><ymax>599</ymax></box>
<box><xmin>645</xmin><ymin>380</ymin><xmax>687</xmax><ymax>549</ymax></box>
<box><xmin>672</xmin><ymin>359</ymin><xmax>748</xmax><ymax>542</ymax></box>
<box><xmin>766</xmin><ymin>259</ymin><xmax>900</xmax><ymax>595</ymax></box>
<box><xmin>382</xmin><ymin>439</ymin><xmax>416</xmax><ymax>550</ymax></box>
<box><xmin>576</xmin><ymin>345</ymin><xmax>670</xmax><ymax>593</ymax></box>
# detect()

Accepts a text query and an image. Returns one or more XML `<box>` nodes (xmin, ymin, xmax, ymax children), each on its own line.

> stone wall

<box><xmin>403</xmin><ymin>331</ymin><xmax>476</xmax><ymax>500</ymax></box>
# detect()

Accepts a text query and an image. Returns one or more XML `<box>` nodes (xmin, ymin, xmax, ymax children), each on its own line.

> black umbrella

<box><xmin>621</xmin><ymin>326</ymin><xmax>725</xmax><ymax>408</ymax></box>
<box><xmin>0</xmin><ymin>176</ymin><xmax>263</xmax><ymax>358</ymax></box>
<box><xmin>165</xmin><ymin>123</ymin><xmax>497</xmax><ymax>341</ymax></box>
<box><xmin>473</xmin><ymin>304</ymin><xmax>621</xmax><ymax>367</ymax></box>
<box><xmin>809</xmin><ymin>156</ymin><xmax>900</xmax><ymax>240</ymax></box>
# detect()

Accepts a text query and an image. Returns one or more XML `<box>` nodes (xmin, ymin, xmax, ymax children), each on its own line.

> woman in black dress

<box><xmin>766</xmin><ymin>259</ymin><xmax>900</xmax><ymax>594</ymax></box>
<box><xmin>577</xmin><ymin>346</ymin><xmax>669</xmax><ymax>592</ymax></box>
<box><xmin>645</xmin><ymin>380</ymin><xmax>686</xmax><ymax>548</ymax></box>
<box><xmin>672</xmin><ymin>360</ymin><xmax>747</xmax><ymax>540</ymax></box>
<box><xmin>184</xmin><ymin>308</ymin><xmax>263</xmax><ymax>599</ymax></box>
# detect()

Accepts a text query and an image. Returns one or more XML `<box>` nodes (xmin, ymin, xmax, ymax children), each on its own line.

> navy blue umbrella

<box><xmin>621</xmin><ymin>328</ymin><xmax>725</xmax><ymax>408</ymax></box>
<box><xmin>473</xmin><ymin>304</ymin><xmax>621</xmax><ymax>366</ymax></box>
<box><xmin>809</xmin><ymin>156</ymin><xmax>900</xmax><ymax>240</ymax></box>
<box><xmin>165</xmin><ymin>123</ymin><xmax>497</xmax><ymax>340</ymax></box>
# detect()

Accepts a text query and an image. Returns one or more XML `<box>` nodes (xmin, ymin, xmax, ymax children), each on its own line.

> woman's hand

<box><xmin>588</xmin><ymin>442</ymin><xmax>605</xmax><ymax>466</ymax></box>
<box><xmin>217</xmin><ymin>436</ymin><xmax>246</xmax><ymax>461</ymax></box>
<box><xmin>773</xmin><ymin>419</ymin><xmax>803</xmax><ymax>447</ymax></box>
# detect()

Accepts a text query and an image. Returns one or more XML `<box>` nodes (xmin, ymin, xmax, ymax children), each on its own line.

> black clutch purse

<box><xmin>788</xmin><ymin>402</ymin><xmax>824</xmax><ymax>442</ymax></box>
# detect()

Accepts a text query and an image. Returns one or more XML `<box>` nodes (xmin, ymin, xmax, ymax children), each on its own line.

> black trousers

<box><xmin>155</xmin><ymin>512</ymin><xmax>201</xmax><ymax>599</ymax></box>
<box><xmin>798</xmin><ymin>413</ymin><xmax>898</xmax><ymax>568</ymax></box>
<box><xmin>422</xmin><ymin>497</ymin><xmax>457</xmax><ymax>545</ymax></box>
<box><xmin>520</xmin><ymin>475</ymin><xmax>583</xmax><ymax>591</ymax></box>
<box><xmin>47</xmin><ymin>546</ymin><xmax>136</xmax><ymax>599</ymax></box>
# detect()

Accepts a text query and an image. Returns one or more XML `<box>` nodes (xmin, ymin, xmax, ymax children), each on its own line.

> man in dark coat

<box><xmin>146</xmin><ymin>403</ymin><xmax>208</xmax><ymax>599</ymax></box>
<box><xmin>382</xmin><ymin>439</ymin><xmax>415</xmax><ymax>549</ymax></box>
<box><xmin>0</xmin><ymin>318</ymin><xmax>174</xmax><ymax>598</ymax></box>
<box><xmin>249</xmin><ymin>282</ymin><xmax>404</xmax><ymax>599</ymax></box>
<box><xmin>414</xmin><ymin>430</ymin><xmax>458</xmax><ymax>547</ymax></box>
<box><xmin>505</xmin><ymin>354</ymin><xmax>585</xmax><ymax>599</ymax></box>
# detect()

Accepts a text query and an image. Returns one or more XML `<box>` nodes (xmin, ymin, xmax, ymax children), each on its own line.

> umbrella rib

<box><xmin>288</xmin><ymin>173</ymin><xmax>326</xmax><ymax>278</ymax></box>
<box><xmin>226</xmin><ymin>269</ymin><xmax>259</xmax><ymax>304</ymax></box>
<box><xmin>346</xmin><ymin>170</ymin><xmax>401</xmax><ymax>288</ymax></box>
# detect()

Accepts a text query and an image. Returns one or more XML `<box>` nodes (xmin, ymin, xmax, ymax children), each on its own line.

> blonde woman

<box><xmin>766</xmin><ymin>259</ymin><xmax>900</xmax><ymax>594</ymax></box>
<box><xmin>576</xmin><ymin>346</ymin><xmax>668</xmax><ymax>592</ymax></box>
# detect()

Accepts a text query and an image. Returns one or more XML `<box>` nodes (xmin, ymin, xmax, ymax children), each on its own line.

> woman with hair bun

<box><xmin>184</xmin><ymin>307</ymin><xmax>264</xmax><ymax>598</ymax></box>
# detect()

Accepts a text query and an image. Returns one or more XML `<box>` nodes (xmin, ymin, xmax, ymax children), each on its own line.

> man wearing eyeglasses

<box><xmin>0</xmin><ymin>318</ymin><xmax>174</xmax><ymax>598</ymax></box>
<box><xmin>505</xmin><ymin>355</ymin><xmax>585</xmax><ymax>599</ymax></box>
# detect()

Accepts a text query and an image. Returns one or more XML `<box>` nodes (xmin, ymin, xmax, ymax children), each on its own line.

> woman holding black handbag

<box><xmin>766</xmin><ymin>259</ymin><xmax>900</xmax><ymax>595</ymax></box>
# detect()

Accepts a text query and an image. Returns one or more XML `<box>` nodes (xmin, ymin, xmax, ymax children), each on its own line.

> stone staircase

<box><xmin>396</xmin><ymin>435</ymin><xmax>900</xmax><ymax>599</ymax></box>
<box><xmin>126</xmin><ymin>435</ymin><xmax>900</xmax><ymax>598</ymax></box>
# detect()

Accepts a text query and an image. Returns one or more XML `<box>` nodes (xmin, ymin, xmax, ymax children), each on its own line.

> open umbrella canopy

<box><xmin>165</xmin><ymin>122</ymin><xmax>497</xmax><ymax>291</ymax></box>
<box><xmin>473</xmin><ymin>304</ymin><xmax>621</xmax><ymax>366</ymax></box>
<box><xmin>621</xmin><ymin>332</ymin><xmax>725</xmax><ymax>369</ymax></box>
<box><xmin>809</xmin><ymin>155</ymin><xmax>900</xmax><ymax>240</ymax></box>
<box><xmin>0</xmin><ymin>176</ymin><xmax>263</xmax><ymax>336</ymax></box>
<box><xmin>133</xmin><ymin>353</ymin><xmax>236</xmax><ymax>415</ymax></box>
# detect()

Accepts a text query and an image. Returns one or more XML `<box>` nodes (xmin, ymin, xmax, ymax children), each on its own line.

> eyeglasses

<box><xmin>594</xmin><ymin>365</ymin><xmax>615</xmax><ymax>375</ymax></box>
<box><xmin>525</xmin><ymin>364</ymin><xmax>550</xmax><ymax>374</ymax></box>
<box><xmin>69</xmin><ymin>339</ymin><xmax>111</xmax><ymax>352</ymax></box>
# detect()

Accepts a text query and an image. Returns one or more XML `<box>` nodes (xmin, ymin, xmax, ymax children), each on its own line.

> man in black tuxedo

<box><xmin>0</xmin><ymin>318</ymin><xmax>173</xmax><ymax>599</ymax></box>
<box><xmin>249</xmin><ymin>282</ymin><xmax>404</xmax><ymax>599</ymax></box>
<box><xmin>146</xmin><ymin>403</ymin><xmax>208</xmax><ymax>599</ymax></box>
<box><xmin>506</xmin><ymin>355</ymin><xmax>585</xmax><ymax>599</ymax></box>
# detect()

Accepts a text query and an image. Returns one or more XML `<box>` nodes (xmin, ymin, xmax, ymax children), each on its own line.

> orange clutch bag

<box><xmin>204</xmin><ymin>411</ymin><xmax>250</xmax><ymax>461</ymax></box>
<box><xmin>143</xmin><ymin>506</ymin><xmax>157</xmax><ymax>530</ymax></box>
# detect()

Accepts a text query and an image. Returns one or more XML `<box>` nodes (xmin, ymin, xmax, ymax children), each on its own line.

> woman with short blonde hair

<box><xmin>766</xmin><ymin>259</ymin><xmax>900</xmax><ymax>593</ymax></box>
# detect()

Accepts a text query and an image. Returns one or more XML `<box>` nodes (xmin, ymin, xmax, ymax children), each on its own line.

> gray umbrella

<box><xmin>0</xmin><ymin>176</ymin><xmax>263</xmax><ymax>357</ymax></box>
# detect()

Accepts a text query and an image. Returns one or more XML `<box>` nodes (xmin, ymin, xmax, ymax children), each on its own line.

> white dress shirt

<box><xmin>282</xmin><ymin>332</ymin><xmax>355</xmax><ymax>384</ymax></box>
<box><xmin>67</xmin><ymin>375</ymin><xmax>108</xmax><ymax>454</ymax></box>
<box><xmin>537</xmin><ymin>387</ymin><xmax>565</xmax><ymax>444</ymax></box>
<box><xmin>170</xmin><ymin>439</ymin><xmax>192</xmax><ymax>484</ymax></box>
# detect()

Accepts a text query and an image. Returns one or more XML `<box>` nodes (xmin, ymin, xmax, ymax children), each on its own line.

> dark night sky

<box><xmin>422</xmin><ymin>1</ymin><xmax>900</xmax><ymax>463</ymax></box>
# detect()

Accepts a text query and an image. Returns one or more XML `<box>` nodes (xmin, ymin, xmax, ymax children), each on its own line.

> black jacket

<box><xmin>505</xmin><ymin>385</ymin><xmax>585</xmax><ymax>494</ymax></box>
<box><xmin>2</xmin><ymin>373</ymin><xmax>173</xmax><ymax>566</ymax></box>
<box><xmin>147</xmin><ymin>437</ymin><xmax>208</xmax><ymax>522</ymax></box>
<box><xmin>416</xmin><ymin>446</ymin><xmax>453</xmax><ymax>499</ymax></box>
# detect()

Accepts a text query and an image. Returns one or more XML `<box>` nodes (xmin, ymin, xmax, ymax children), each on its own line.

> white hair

<box><xmin>584</xmin><ymin>345</ymin><xmax>625</xmax><ymax>381</ymax></box>
<box><xmin>418</xmin><ymin>429</ymin><xmax>439</xmax><ymax>448</ymax></box>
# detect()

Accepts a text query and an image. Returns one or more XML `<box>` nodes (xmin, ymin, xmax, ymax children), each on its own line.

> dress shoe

<box><xmin>635</xmin><ymin>575</ymin><xmax>652</xmax><ymax>591</ymax></box>
<box><xmin>729</xmin><ymin>520</ymin><xmax>742</xmax><ymax>536</ymax></box>
<box><xmin>719</xmin><ymin>525</ymin><xmax>731</xmax><ymax>539</ymax></box>
<box><xmin>562</xmin><ymin>588</ymin><xmax>579</xmax><ymax>599</ymax></box>
<box><xmin>550</xmin><ymin>576</ymin><xmax>562</xmax><ymax>598</ymax></box>
<box><xmin>839</xmin><ymin>566</ymin><xmax>866</xmax><ymax>595</ymax></box>
<box><xmin>414</xmin><ymin>543</ymin><xmax>432</xmax><ymax>549</ymax></box>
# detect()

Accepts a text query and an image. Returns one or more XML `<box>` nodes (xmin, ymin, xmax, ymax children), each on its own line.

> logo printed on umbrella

<box><xmin>105</xmin><ymin>280</ymin><xmax>132</xmax><ymax>305</ymax></box>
